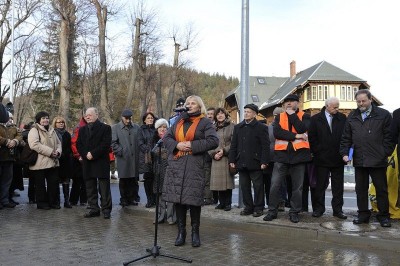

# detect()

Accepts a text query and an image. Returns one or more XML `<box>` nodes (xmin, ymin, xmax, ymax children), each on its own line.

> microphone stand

<box><xmin>123</xmin><ymin>141</ymin><xmax>192</xmax><ymax>265</ymax></box>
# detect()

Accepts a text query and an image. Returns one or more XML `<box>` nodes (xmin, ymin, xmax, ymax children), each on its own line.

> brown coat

<box><xmin>28</xmin><ymin>124</ymin><xmax>61</xmax><ymax>170</ymax></box>
<box><xmin>0</xmin><ymin>123</ymin><xmax>22</xmax><ymax>162</ymax></box>
<box><xmin>209</xmin><ymin>121</ymin><xmax>235</xmax><ymax>191</ymax></box>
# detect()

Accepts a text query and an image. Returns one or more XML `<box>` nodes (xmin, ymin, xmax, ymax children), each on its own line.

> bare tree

<box><xmin>125</xmin><ymin>1</ymin><xmax>162</xmax><ymax>114</ymax></box>
<box><xmin>0</xmin><ymin>0</ymin><xmax>43</xmax><ymax>100</ymax></box>
<box><xmin>165</xmin><ymin>23</ymin><xmax>198</xmax><ymax>115</ymax></box>
<box><xmin>12</xmin><ymin>36</ymin><xmax>41</xmax><ymax>125</ymax></box>
<box><xmin>52</xmin><ymin>0</ymin><xmax>77</xmax><ymax>120</ymax></box>
<box><xmin>125</xmin><ymin>17</ymin><xmax>141</xmax><ymax>109</ymax></box>
<box><xmin>90</xmin><ymin>0</ymin><xmax>115</xmax><ymax>123</ymax></box>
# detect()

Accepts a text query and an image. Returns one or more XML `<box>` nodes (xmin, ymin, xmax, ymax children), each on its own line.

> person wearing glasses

<box><xmin>340</xmin><ymin>89</ymin><xmax>394</xmax><ymax>227</ymax></box>
<box><xmin>111</xmin><ymin>109</ymin><xmax>141</xmax><ymax>207</ymax></box>
<box><xmin>28</xmin><ymin>111</ymin><xmax>62</xmax><ymax>210</ymax></box>
<box><xmin>52</xmin><ymin>116</ymin><xmax>72</xmax><ymax>208</ymax></box>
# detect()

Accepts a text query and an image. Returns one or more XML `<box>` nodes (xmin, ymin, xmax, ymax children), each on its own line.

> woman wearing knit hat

<box><xmin>28</xmin><ymin>111</ymin><xmax>62</xmax><ymax>210</ymax></box>
<box><xmin>151</xmin><ymin>118</ymin><xmax>176</xmax><ymax>224</ymax></box>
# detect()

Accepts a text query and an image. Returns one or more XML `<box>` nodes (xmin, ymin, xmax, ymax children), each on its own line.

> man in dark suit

<box><xmin>340</xmin><ymin>89</ymin><xmax>394</xmax><ymax>227</ymax></box>
<box><xmin>77</xmin><ymin>107</ymin><xmax>112</xmax><ymax>219</ymax></box>
<box><xmin>308</xmin><ymin>97</ymin><xmax>347</xmax><ymax>219</ymax></box>
<box><xmin>229</xmin><ymin>103</ymin><xmax>270</xmax><ymax>217</ymax></box>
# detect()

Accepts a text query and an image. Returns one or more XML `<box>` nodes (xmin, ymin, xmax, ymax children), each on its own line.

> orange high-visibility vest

<box><xmin>275</xmin><ymin>111</ymin><xmax>310</xmax><ymax>151</ymax></box>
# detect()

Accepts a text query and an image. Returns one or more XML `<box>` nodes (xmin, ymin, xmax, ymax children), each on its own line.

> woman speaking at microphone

<box><xmin>162</xmin><ymin>95</ymin><xmax>218</xmax><ymax>247</ymax></box>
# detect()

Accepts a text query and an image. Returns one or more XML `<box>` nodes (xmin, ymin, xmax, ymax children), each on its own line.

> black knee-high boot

<box><xmin>190</xmin><ymin>205</ymin><xmax>201</xmax><ymax>247</ymax></box>
<box><xmin>175</xmin><ymin>204</ymin><xmax>187</xmax><ymax>246</ymax></box>
<box><xmin>63</xmin><ymin>184</ymin><xmax>72</xmax><ymax>208</ymax></box>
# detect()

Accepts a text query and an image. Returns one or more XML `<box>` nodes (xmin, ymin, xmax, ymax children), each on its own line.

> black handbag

<box><xmin>228</xmin><ymin>165</ymin><xmax>238</xmax><ymax>176</ymax></box>
<box><xmin>19</xmin><ymin>127</ymin><xmax>40</xmax><ymax>165</ymax></box>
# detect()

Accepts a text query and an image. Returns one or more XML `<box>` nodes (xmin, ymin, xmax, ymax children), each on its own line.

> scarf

<box><xmin>174</xmin><ymin>112</ymin><xmax>204</xmax><ymax>159</ymax></box>
<box><xmin>55</xmin><ymin>128</ymin><xmax>66</xmax><ymax>142</ymax></box>
<box><xmin>215</xmin><ymin>119</ymin><xmax>230</xmax><ymax>131</ymax></box>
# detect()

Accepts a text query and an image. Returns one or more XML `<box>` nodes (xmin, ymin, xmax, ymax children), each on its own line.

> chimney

<box><xmin>290</xmin><ymin>60</ymin><xmax>296</xmax><ymax>78</ymax></box>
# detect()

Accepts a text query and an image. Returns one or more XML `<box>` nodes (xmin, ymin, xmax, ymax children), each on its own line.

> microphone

<box><xmin>173</xmin><ymin>106</ymin><xmax>189</xmax><ymax>112</ymax></box>
<box><xmin>156</xmin><ymin>138</ymin><xmax>163</xmax><ymax>147</ymax></box>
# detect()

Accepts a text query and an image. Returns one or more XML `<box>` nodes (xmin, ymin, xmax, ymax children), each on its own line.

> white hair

<box><xmin>325</xmin><ymin>97</ymin><xmax>339</xmax><ymax>107</ymax></box>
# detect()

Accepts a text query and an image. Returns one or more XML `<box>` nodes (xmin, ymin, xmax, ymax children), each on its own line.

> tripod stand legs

<box><xmin>123</xmin><ymin>145</ymin><xmax>192</xmax><ymax>264</ymax></box>
<box><xmin>123</xmin><ymin>245</ymin><xmax>192</xmax><ymax>265</ymax></box>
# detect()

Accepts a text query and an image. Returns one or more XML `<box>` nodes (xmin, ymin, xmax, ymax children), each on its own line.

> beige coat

<box><xmin>28</xmin><ymin>124</ymin><xmax>61</xmax><ymax>170</ymax></box>
<box><xmin>209</xmin><ymin>121</ymin><xmax>235</xmax><ymax>191</ymax></box>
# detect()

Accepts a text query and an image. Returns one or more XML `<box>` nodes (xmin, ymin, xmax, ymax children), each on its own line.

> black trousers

<box><xmin>355</xmin><ymin>167</ymin><xmax>389</xmax><ymax>220</ymax></box>
<box><xmin>85</xmin><ymin>177</ymin><xmax>112</xmax><ymax>213</ymax></box>
<box><xmin>218</xmin><ymin>189</ymin><xmax>232</xmax><ymax>206</ymax></box>
<box><xmin>302</xmin><ymin>169</ymin><xmax>316</xmax><ymax>212</ymax></box>
<box><xmin>239</xmin><ymin>170</ymin><xmax>264</xmax><ymax>212</ymax></box>
<box><xmin>32</xmin><ymin>168</ymin><xmax>60</xmax><ymax>208</ymax></box>
<box><xmin>313</xmin><ymin>166</ymin><xmax>344</xmax><ymax>214</ymax></box>
<box><xmin>143</xmin><ymin>172</ymin><xmax>154</xmax><ymax>203</ymax></box>
<box><xmin>119</xmin><ymin>177</ymin><xmax>136</xmax><ymax>204</ymax></box>
<box><xmin>263</xmin><ymin>163</ymin><xmax>274</xmax><ymax>205</ymax></box>
<box><xmin>70</xmin><ymin>159</ymin><xmax>87</xmax><ymax>204</ymax></box>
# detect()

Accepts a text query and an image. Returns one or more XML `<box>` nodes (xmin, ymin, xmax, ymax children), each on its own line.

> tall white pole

<box><xmin>240</xmin><ymin>0</ymin><xmax>249</xmax><ymax>119</ymax></box>
<box><xmin>10</xmin><ymin>0</ymin><xmax>15</xmax><ymax>103</ymax></box>
<box><xmin>238</xmin><ymin>0</ymin><xmax>249</xmax><ymax>208</ymax></box>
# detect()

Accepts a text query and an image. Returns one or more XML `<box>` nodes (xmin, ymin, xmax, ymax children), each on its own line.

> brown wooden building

<box><xmin>225</xmin><ymin>60</ymin><xmax>382</xmax><ymax>124</ymax></box>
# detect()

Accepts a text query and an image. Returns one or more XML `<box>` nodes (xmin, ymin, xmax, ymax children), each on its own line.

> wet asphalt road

<box><xmin>0</xmin><ymin>202</ymin><xmax>398</xmax><ymax>266</ymax></box>
<box><xmin>1</xmin><ymin>179</ymin><xmax>398</xmax><ymax>266</ymax></box>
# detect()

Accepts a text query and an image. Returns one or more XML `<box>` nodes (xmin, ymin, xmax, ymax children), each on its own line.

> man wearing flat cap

<box><xmin>263</xmin><ymin>94</ymin><xmax>312</xmax><ymax>223</ymax></box>
<box><xmin>229</xmin><ymin>103</ymin><xmax>270</xmax><ymax>217</ymax></box>
<box><xmin>111</xmin><ymin>109</ymin><xmax>141</xmax><ymax>207</ymax></box>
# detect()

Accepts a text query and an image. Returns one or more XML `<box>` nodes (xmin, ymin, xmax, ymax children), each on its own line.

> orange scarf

<box><xmin>174</xmin><ymin>114</ymin><xmax>205</xmax><ymax>159</ymax></box>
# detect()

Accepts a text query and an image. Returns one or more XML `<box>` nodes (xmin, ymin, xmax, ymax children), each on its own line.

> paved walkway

<box><xmin>0</xmin><ymin>201</ymin><xmax>399</xmax><ymax>266</ymax></box>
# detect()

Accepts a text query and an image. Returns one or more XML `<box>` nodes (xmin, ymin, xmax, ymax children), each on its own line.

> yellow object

<box><xmin>369</xmin><ymin>146</ymin><xmax>400</xmax><ymax>219</ymax></box>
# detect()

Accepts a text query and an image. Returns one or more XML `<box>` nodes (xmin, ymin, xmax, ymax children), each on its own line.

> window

<box><xmin>324</xmin><ymin>85</ymin><xmax>329</xmax><ymax>99</ymax></box>
<box><xmin>318</xmin><ymin>85</ymin><xmax>323</xmax><ymax>100</ymax></box>
<box><xmin>251</xmin><ymin>95</ymin><xmax>259</xmax><ymax>102</ymax></box>
<box><xmin>340</xmin><ymin>86</ymin><xmax>346</xmax><ymax>100</ymax></box>
<box><xmin>257</xmin><ymin>78</ymin><xmax>265</xmax><ymax>84</ymax></box>
<box><xmin>312</xmin><ymin>86</ymin><xmax>317</xmax><ymax>100</ymax></box>
<box><xmin>353</xmin><ymin>87</ymin><xmax>358</xmax><ymax>101</ymax></box>
<box><xmin>306</xmin><ymin>88</ymin><xmax>311</xmax><ymax>101</ymax></box>
<box><xmin>346</xmin><ymin>86</ymin><xmax>352</xmax><ymax>101</ymax></box>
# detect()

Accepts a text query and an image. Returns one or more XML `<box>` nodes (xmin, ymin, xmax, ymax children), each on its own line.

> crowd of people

<box><xmin>1</xmin><ymin>89</ymin><xmax>399</xmax><ymax>248</ymax></box>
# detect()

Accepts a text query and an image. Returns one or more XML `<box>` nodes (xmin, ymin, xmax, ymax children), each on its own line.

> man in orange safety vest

<box><xmin>263</xmin><ymin>94</ymin><xmax>312</xmax><ymax>223</ymax></box>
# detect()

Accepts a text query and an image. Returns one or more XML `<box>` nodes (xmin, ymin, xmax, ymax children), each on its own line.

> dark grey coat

<box><xmin>162</xmin><ymin>114</ymin><xmax>219</xmax><ymax>206</ymax></box>
<box><xmin>138</xmin><ymin>124</ymin><xmax>156</xmax><ymax>174</ymax></box>
<box><xmin>340</xmin><ymin>105</ymin><xmax>394</xmax><ymax>168</ymax></box>
<box><xmin>111</xmin><ymin>121</ymin><xmax>140</xmax><ymax>178</ymax></box>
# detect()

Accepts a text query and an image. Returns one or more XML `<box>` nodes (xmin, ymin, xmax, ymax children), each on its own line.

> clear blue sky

<box><xmin>113</xmin><ymin>0</ymin><xmax>399</xmax><ymax>111</ymax></box>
